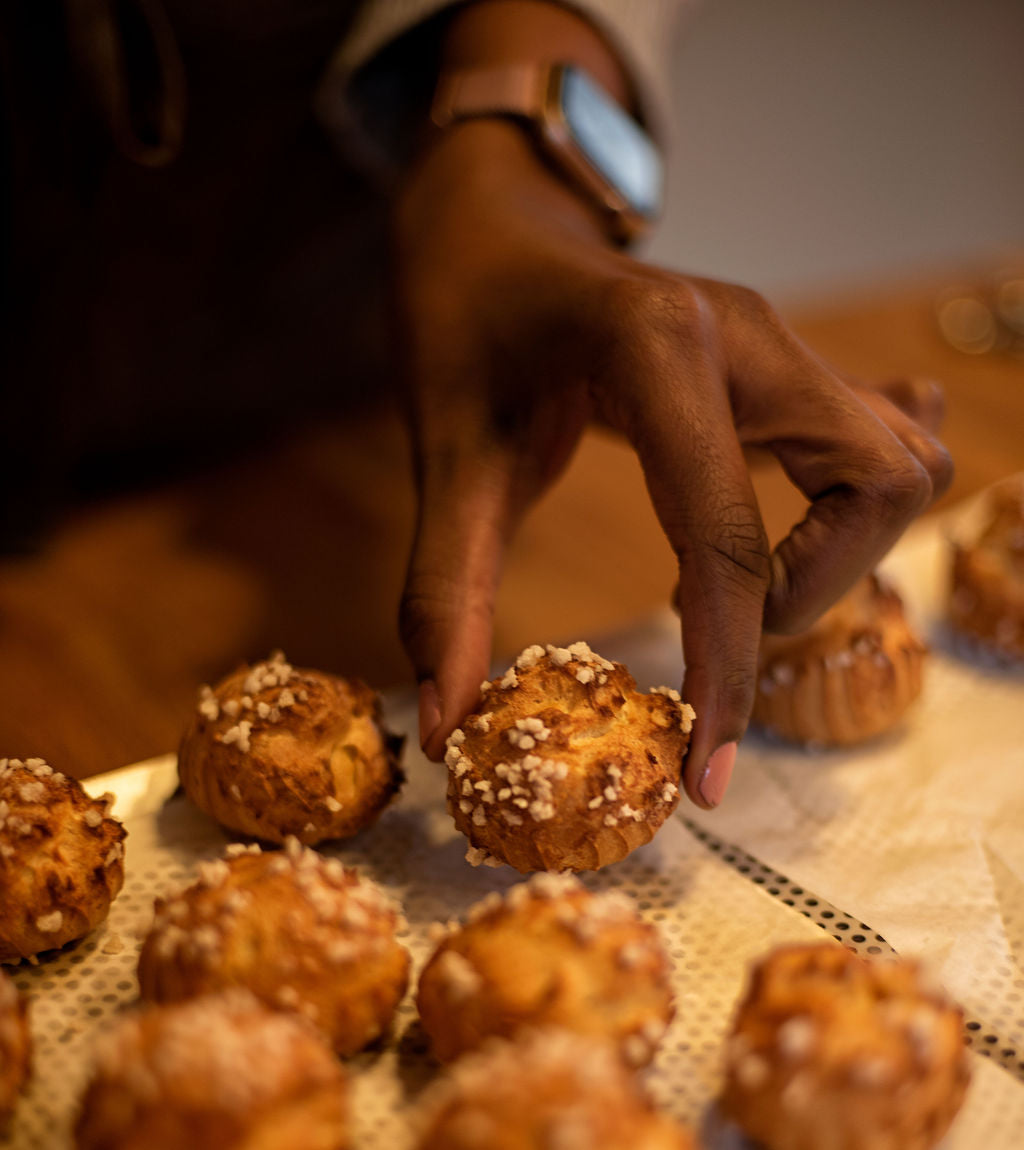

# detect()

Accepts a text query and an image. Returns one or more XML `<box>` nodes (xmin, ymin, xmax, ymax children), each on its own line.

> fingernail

<box><xmin>698</xmin><ymin>741</ymin><xmax>736</xmax><ymax>808</ymax></box>
<box><xmin>418</xmin><ymin>679</ymin><xmax>441</xmax><ymax>751</ymax></box>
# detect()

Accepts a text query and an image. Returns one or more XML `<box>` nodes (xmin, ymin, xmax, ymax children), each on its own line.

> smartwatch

<box><xmin>430</xmin><ymin>62</ymin><xmax>663</xmax><ymax>244</ymax></box>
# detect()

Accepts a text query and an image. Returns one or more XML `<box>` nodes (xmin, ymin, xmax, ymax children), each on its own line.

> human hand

<box><xmin>392</xmin><ymin>117</ymin><xmax>952</xmax><ymax>809</ymax></box>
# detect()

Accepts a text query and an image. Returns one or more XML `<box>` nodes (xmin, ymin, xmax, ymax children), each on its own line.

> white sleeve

<box><xmin>333</xmin><ymin>1</ymin><xmax>691</xmax><ymax>123</ymax></box>
<box><xmin>316</xmin><ymin>0</ymin><xmax>696</xmax><ymax>176</ymax></box>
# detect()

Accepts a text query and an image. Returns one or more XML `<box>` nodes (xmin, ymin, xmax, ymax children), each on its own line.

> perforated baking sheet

<box><xmin>673</xmin><ymin>488</ymin><xmax>1024</xmax><ymax>1092</ymax></box>
<box><xmin>5</xmin><ymin>735</ymin><xmax>1024</xmax><ymax>1149</ymax></box>
<box><xmin>7</xmin><ymin>492</ymin><xmax>1024</xmax><ymax>1147</ymax></box>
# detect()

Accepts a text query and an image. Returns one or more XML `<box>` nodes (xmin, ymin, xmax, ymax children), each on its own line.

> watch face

<box><xmin>559</xmin><ymin>65</ymin><xmax>663</xmax><ymax>220</ymax></box>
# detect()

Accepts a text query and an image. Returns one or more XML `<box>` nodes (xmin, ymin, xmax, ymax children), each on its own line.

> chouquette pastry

<box><xmin>178</xmin><ymin>650</ymin><xmax>404</xmax><ymax>846</ymax></box>
<box><xmin>137</xmin><ymin>838</ymin><xmax>410</xmax><ymax>1056</ymax></box>
<box><xmin>751</xmin><ymin>573</ymin><xmax>927</xmax><ymax>748</ymax></box>
<box><xmin>417</xmin><ymin>872</ymin><xmax>674</xmax><ymax>1068</ymax></box>
<box><xmin>0</xmin><ymin>970</ymin><xmax>30</xmax><ymax>1130</ymax></box>
<box><xmin>721</xmin><ymin>942</ymin><xmax>970</xmax><ymax>1150</ymax></box>
<box><xmin>949</xmin><ymin>473</ymin><xmax>1024</xmax><ymax>660</ymax></box>
<box><xmin>0</xmin><ymin>757</ymin><xmax>126</xmax><ymax>964</ymax></box>
<box><xmin>75</xmin><ymin>990</ymin><xmax>350</xmax><ymax>1150</ymax></box>
<box><xmin>413</xmin><ymin>1028</ymin><xmax>696</xmax><ymax>1150</ymax></box>
<box><xmin>445</xmin><ymin>642</ymin><xmax>694</xmax><ymax>873</ymax></box>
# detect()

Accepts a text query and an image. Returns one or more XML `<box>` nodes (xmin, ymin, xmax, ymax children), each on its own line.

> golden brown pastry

<box><xmin>0</xmin><ymin>969</ymin><xmax>30</xmax><ymax>1130</ymax></box>
<box><xmin>75</xmin><ymin>990</ymin><xmax>350</xmax><ymax>1150</ymax></box>
<box><xmin>949</xmin><ymin>474</ymin><xmax>1024</xmax><ymax>660</ymax></box>
<box><xmin>178</xmin><ymin>650</ymin><xmax>404</xmax><ymax>845</ymax></box>
<box><xmin>137</xmin><ymin>838</ymin><xmax>410</xmax><ymax>1056</ymax></box>
<box><xmin>445</xmin><ymin>642</ymin><xmax>694</xmax><ymax>872</ymax></box>
<box><xmin>413</xmin><ymin>1028</ymin><xmax>695</xmax><ymax>1150</ymax></box>
<box><xmin>721</xmin><ymin>942</ymin><xmax>970</xmax><ymax>1150</ymax></box>
<box><xmin>0</xmin><ymin>757</ymin><xmax>126</xmax><ymax>964</ymax></box>
<box><xmin>750</xmin><ymin>573</ymin><xmax>927</xmax><ymax>747</ymax></box>
<box><xmin>417</xmin><ymin>872</ymin><xmax>674</xmax><ymax>1067</ymax></box>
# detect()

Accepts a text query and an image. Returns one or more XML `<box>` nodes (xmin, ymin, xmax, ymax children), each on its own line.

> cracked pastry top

<box><xmin>444</xmin><ymin>641</ymin><xmax>694</xmax><ymax>872</ymax></box>
<box><xmin>137</xmin><ymin>837</ymin><xmax>410</xmax><ymax>1056</ymax></box>
<box><xmin>178</xmin><ymin>650</ymin><xmax>404</xmax><ymax>845</ymax></box>
<box><xmin>413</xmin><ymin>1028</ymin><xmax>695</xmax><ymax>1150</ymax></box>
<box><xmin>75</xmin><ymin>990</ymin><xmax>350</xmax><ymax>1150</ymax></box>
<box><xmin>0</xmin><ymin>757</ymin><xmax>125</xmax><ymax>964</ymax></box>
<box><xmin>417</xmin><ymin>872</ymin><xmax>674</xmax><ymax>1068</ymax></box>
<box><xmin>751</xmin><ymin>573</ymin><xmax>927</xmax><ymax>748</ymax></box>
<box><xmin>721</xmin><ymin>941</ymin><xmax>970</xmax><ymax>1150</ymax></box>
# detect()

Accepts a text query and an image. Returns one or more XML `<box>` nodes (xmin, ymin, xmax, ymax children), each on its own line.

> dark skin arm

<box><xmin>391</xmin><ymin>0</ymin><xmax>953</xmax><ymax>807</ymax></box>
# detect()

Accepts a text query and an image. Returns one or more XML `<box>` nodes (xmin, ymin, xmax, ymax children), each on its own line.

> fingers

<box><xmin>591</xmin><ymin>282</ymin><xmax>772</xmax><ymax>809</ymax></box>
<box><xmin>760</xmin><ymin>381</ymin><xmax>952</xmax><ymax>631</ymax></box>
<box><xmin>709</xmin><ymin>295</ymin><xmax>953</xmax><ymax>633</ymax></box>
<box><xmin>400</xmin><ymin>453</ymin><xmax>511</xmax><ymax>762</ymax></box>
<box><xmin>850</xmin><ymin>376</ymin><xmax>946</xmax><ymax>435</ymax></box>
<box><xmin>637</xmin><ymin>408</ymin><xmax>766</xmax><ymax>810</ymax></box>
<box><xmin>845</xmin><ymin>378</ymin><xmax>954</xmax><ymax>505</ymax></box>
<box><xmin>593</xmin><ymin>276</ymin><xmax>954</xmax><ymax>814</ymax></box>
<box><xmin>398</xmin><ymin>338</ymin><xmax>589</xmax><ymax>760</ymax></box>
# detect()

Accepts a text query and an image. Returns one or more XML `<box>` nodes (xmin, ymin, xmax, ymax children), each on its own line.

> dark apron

<box><xmin>1</xmin><ymin>0</ymin><xmax>398</xmax><ymax>549</ymax></box>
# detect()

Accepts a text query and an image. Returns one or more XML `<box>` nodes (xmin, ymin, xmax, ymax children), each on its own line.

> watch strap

<box><xmin>431</xmin><ymin>63</ymin><xmax>549</xmax><ymax>128</ymax></box>
<box><xmin>428</xmin><ymin>62</ymin><xmax>655</xmax><ymax>246</ymax></box>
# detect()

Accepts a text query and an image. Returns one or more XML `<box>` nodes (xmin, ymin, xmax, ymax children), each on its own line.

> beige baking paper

<box><xmin>6</xmin><ymin>497</ymin><xmax>1022</xmax><ymax>1148</ymax></box>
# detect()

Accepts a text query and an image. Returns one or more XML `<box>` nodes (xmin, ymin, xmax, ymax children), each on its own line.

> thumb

<box><xmin>400</xmin><ymin>461</ymin><xmax>513</xmax><ymax>761</ymax></box>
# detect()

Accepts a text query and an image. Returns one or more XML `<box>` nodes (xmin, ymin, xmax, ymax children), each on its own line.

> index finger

<box><xmin>592</xmin><ymin>291</ymin><xmax>772</xmax><ymax>809</ymax></box>
<box><xmin>708</xmin><ymin>296</ymin><xmax>949</xmax><ymax>631</ymax></box>
<box><xmin>749</xmin><ymin>379</ymin><xmax>943</xmax><ymax>633</ymax></box>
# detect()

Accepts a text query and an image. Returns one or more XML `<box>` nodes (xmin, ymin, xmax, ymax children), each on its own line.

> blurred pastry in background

<box><xmin>445</xmin><ymin>641</ymin><xmax>693</xmax><ymax>872</ymax></box>
<box><xmin>720</xmin><ymin>941</ymin><xmax>970</xmax><ymax>1150</ymax></box>
<box><xmin>750</xmin><ymin>573</ymin><xmax>927</xmax><ymax>748</ymax></box>
<box><xmin>75</xmin><ymin>990</ymin><xmax>350</xmax><ymax>1150</ymax></box>
<box><xmin>0</xmin><ymin>970</ymin><xmax>30</xmax><ymax>1131</ymax></box>
<box><xmin>949</xmin><ymin>474</ymin><xmax>1024</xmax><ymax>662</ymax></box>
<box><xmin>0</xmin><ymin>758</ymin><xmax>125</xmax><ymax>964</ymax></box>
<box><xmin>417</xmin><ymin>872</ymin><xmax>674</xmax><ymax>1067</ymax></box>
<box><xmin>138</xmin><ymin>838</ymin><xmax>410</xmax><ymax>1056</ymax></box>
<box><xmin>413</xmin><ymin>1028</ymin><xmax>695</xmax><ymax>1150</ymax></box>
<box><xmin>178</xmin><ymin>650</ymin><xmax>404</xmax><ymax>846</ymax></box>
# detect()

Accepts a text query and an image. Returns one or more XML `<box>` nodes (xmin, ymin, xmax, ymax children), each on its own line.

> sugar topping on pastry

<box><xmin>178</xmin><ymin>651</ymin><xmax>404</xmax><ymax>845</ymax></box>
<box><xmin>0</xmin><ymin>758</ymin><xmax>125</xmax><ymax>964</ymax></box>
<box><xmin>412</xmin><ymin>1028</ymin><xmax>696</xmax><ymax>1150</ymax></box>
<box><xmin>417</xmin><ymin>873</ymin><xmax>674</xmax><ymax>1067</ymax></box>
<box><xmin>721</xmin><ymin>942</ymin><xmax>970</xmax><ymax>1150</ymax></box>
<box><xmin>446</xmin><ymin>642</ymin><xmax>693</xmax><ymax>872</ymax></box>
<box><xmin>138</xmin><ymin>837</ymin><xmax>410</xmax><ymax>1055</ymax></box>
<box><xmin>75</xmin><ymin>990</ymin><xmax>349</xmax><ymax>1150</ymax></box>
<box><xmin>195</xmin><ymin>649</ymin><xmax>303</xmax><ymax>746</ymax></box>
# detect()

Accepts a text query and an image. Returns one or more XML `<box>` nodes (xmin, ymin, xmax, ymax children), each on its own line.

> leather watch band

<box><xmin>431</xmin><ymin>63</ymin><xmax>548</xmax><ymax>128</ymax></box>
<box><xmin>428</xmin><ymin>62</ymin><xmax>660</xmax><ymax>245</ymax></box>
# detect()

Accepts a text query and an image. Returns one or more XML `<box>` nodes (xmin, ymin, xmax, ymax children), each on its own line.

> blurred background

<box><xmin>649</xmin><ymin>0</ymin><xmax>1024</xmax><ymax>302</ymax></box>
<box><xmin>3</xmin><ymin>0</ymin><xmax>1023</xmax><ymax>778</ymax></box>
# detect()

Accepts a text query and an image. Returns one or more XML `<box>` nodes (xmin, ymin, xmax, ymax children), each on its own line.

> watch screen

<box><xmin>560</xmin><ymin>65</ymin><xmax>663</xmax><ymax>219</ymax></box>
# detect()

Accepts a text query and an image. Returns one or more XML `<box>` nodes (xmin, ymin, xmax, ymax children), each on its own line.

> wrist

<box><xmin>398</xmin><ymin>116</ymin><xmax>612</xmax><ymax>250</ymax></box>
<box><xmin>422</xmin><ymin>6</ymin><xmax>659</xmax><ymax>247</ymax></box>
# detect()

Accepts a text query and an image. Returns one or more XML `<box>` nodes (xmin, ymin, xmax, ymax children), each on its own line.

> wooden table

<box><xmin>2</xmin><ymin>266</ymin><xmax>1022</xmax><ymax>779</ymax></box>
